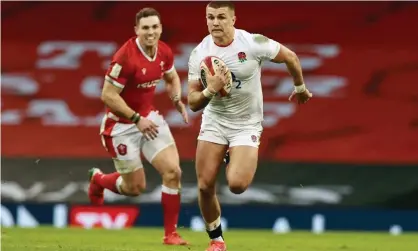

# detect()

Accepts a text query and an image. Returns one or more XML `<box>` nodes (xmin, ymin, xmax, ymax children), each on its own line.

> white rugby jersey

<box><xmin>188</xmin><ymin>29</ymin><xmax>280</xmax><ymax>127</ymax></box>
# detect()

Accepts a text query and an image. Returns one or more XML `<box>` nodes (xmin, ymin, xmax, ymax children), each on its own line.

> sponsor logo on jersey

<box><xmin>136</xmin><ymin>79</ymin><xmax>160</xmax><ymax>88</ymax></box>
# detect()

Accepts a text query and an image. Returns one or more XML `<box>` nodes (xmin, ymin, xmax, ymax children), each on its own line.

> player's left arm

<box><xmin>270</xmin><ymin>44</ymin><xmax>305</xmax><ymax>88</ymax></box>
<box><xmin>163</xmin><ymin>47</ymin><xmax>189</xmax><ymax>123</ymax></box>
<box><xmin>252</xmin><ymin>34</ymin><xmax>312</xmax><ymax>104</ymax></box>
<box><xmin>271</xmin><ymin>43</ymin><xmax>312</xmax><ymax>104</ymax></box>
<box><xmin>163</xmin><ymin>68</ymin><xmax>182</xmax><ymax>103</ymax></box>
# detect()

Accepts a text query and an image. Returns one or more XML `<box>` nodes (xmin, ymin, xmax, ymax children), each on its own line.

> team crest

<box><xmin>142</xmin><ymin>68</ymin><xmax>146</xmax><ymax>75</ymax></box>
<box><xmin>117</xmin><ymin>144</ymin><xmax>127</xmax><ymax>156</ymax></box>
<box><xmin>238</xmin><ymin>52</ymin><xmax>247</xmax><ymax>63</ymax></box>
<box><xmin>251</xmin><ymin>135</ymin><xmax>257</xmax><ymax>143</ymax></box>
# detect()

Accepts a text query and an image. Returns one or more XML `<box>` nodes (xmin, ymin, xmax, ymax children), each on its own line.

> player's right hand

<box><xmin>206</xmin><ymin>65</ymin><xmax>229</xmax><ymax>93</ymax></box>
<box><xmin>136</xmin><ymin>117</ymin><xmax>159</xmax><ymax>140</ymax></box>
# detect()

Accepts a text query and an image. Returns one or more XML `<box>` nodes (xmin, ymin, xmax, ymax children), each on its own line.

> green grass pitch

<box><xmin>2</xmin><ymin>227</ymin><xmax>418</xmax><ymax>251</ymax></box>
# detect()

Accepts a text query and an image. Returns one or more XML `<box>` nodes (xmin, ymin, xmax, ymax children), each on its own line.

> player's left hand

<box><xmin>289</xmin><ymin>89</ymin><xmax>313</xmax><ymax>104</ymax></box>
<box><xmin>175</xmin><ymin>100</ymin><xmax>189</xmax><ymax>124</ymax></box>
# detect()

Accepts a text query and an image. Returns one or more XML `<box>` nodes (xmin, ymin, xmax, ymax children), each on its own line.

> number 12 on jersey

<box><xmin>231</xmin><ymin>72</ymin><xmax>242</xmax><ymax>89</ymax></box>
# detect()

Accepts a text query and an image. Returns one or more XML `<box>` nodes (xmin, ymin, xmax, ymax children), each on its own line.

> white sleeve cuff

<box><xmin>105</xmin><ymin>75</ymin><xmax>124</xmax><ymax>89</ymax></box>
<box><xmin>164</xmin><ymin>65</ymin><xmax>175</xmax><ymax>74</ymax></box>
<box><xmin>270</xmin><ymin>42</ymin><xmax>281</xmax><ymax>60</ymax></box>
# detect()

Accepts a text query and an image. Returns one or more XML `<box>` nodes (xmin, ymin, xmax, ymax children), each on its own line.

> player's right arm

<box><xmin>187</xmin><ymin>81</ymin><xmax>211</xmax><ymax>112</ymax></box>
<box><xmin>102</xmin><ymin>81</ymin><xmax>136</xmax><ymax>119</ymax></box>
<box><xmin>102</xmin><ymin>50</ymin><xmax>137</xmax><ymax>121</ymax></box>
<box><xmin>187</xmin><ymin>48</ymin><xmax>211</xmax><ymax>112</ymax></box>
<box><xmin>187</xmin><ymin>49</ymin><xmax>227</xmax><ymax>112</ymax></box>
<box><xmin>102</xmin><ymin>48</ymin><xmax>158</xmax><ymax>139</ymax></box>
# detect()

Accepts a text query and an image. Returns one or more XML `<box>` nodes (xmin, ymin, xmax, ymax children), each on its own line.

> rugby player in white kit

<box><xmin>187</xmin><ymin>2</ymin><xmax>312</xmax><ymax>251</ymax></box>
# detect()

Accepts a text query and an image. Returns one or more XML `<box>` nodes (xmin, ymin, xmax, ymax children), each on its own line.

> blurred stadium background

<box><xmin>2</xmin><ymin>0</ymin><xmax>418</xmax><ymax>242</ymax></box>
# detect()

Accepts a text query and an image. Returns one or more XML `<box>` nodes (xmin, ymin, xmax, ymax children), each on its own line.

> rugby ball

<box><xmin>199</xmin><ymin>56</ymin><xmax>233</xmax><ymax>97</ymax></box>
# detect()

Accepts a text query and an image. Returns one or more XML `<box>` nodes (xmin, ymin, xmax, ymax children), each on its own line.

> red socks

<box><xmin>94</xmin><ymin>172</ymin><xmax>121</xmax><ymax>194</ymax></box>
<box><xmin>94</xmin><ymin>174</ymin><xmax>180</xmax><ymax>236</ymax></box>
<box><xmin>161</xmin><ymin>185</ymin><xmax>180</xmax><ymax>236</ymax></box>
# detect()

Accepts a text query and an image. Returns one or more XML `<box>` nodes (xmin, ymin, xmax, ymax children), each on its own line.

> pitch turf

<box><xmin>2</xmin><ymin>227</ymin><xmax>417</xmax><ymax>251</ymax></box>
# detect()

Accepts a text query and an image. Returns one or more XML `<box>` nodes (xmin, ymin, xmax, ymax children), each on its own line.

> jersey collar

<box><xmin>136</xmin><ymin>37</ymin><xmax>158</xmax><ymax>62</ymax></box>
<box><xmin>213</xmin><ymin>28</ymin><xmax>236</xmax><ymax>48</ymax></box>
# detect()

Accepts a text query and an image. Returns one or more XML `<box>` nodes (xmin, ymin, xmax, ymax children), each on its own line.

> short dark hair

<box><xmin>135</xmin><ymin>7</ymin><xmax>161</xmax><ymax>25</ymax></box>
<box><xmin>207</xmin><ymin>1</ymin><xmax>235</xmax><ymax>11</ymax></box>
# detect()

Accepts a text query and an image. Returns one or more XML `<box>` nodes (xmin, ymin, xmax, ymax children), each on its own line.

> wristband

<box><xmin>294</xmin><ymin>84</ymin><xmax>306</xmax><ymax>93</ymax></box>
<box><xmin>202</xmin><ymin>88</ymin><xmax>216</xmax><ymax>99</ymax></box>
<box><xmin>130</xmin><ymin>112</ymin><xmax>141</xmax><ymax>123</ymax></box>
<box><xmin>171</xmin><ymin>94</ymin><xmax>181</xmax><ymax>103</ymax></box>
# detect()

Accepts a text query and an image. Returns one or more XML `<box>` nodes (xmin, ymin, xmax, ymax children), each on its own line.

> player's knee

<box><xmin>228</xmin><ymin>180</ymin><xmax>249</xmax><ymax>194</ymax></box>
<box><xmin>131</xmin><ymin>183</ymin><xmax>145</xmax><ymax>196</ymax></box>
<box><xmin>138</xmin><ymin>182</ymin><xmax>146</xmax><ymax>193</ymax></box>
<box><xmin>162</xmin><ymin>165</ymin><xmax>182</xmax><ymax>183</ymax></box>
<box><xmin>126</xmin><ymin>182</ymin><xmax>146</xmax><ymax>196</ymax></box>
<box><xmin>198</xmin><ymin>179</ymin><xmax>216</xmax><ymax>196</ymax></box>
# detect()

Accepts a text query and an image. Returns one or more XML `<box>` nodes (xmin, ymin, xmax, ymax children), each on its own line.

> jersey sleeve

<box><xmin>105</xmin><ymin>46</ymin><xmax>131</xmax><ymax>89</ymax></box>
<box><xmin>188</xmin><ymin>48</ymin><xmax>200</xmax><ymax>81</ymax></box>
<box><xmin>250</xmin><ymin>34</ymin><xmax>281</xmax><ymax>62</ymax></box>
<box><xmin>163</xmin><ymin>45</ymin><xmax>175</xmax><ymax>74</ymax></box>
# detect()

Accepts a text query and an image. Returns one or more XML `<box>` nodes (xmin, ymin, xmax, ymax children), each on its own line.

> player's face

<box><xmin>135</xmin><ymin>16</ymin><xmax>162</xmax><ymax>47</ymax></box>
<box><xmin>206</xmin><ymin>7</ymin><xmax>236</xmax><ymax>38</ymax></box>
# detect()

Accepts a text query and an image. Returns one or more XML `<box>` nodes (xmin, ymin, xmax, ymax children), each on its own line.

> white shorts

<box><xmin>197</xmin><ymin>114</ymin><xmax>263</xmax><ymax>148</ymax></box>
<box><xmin>101</xmin><ymin>111</ymin><xmax>175</xmax><ymax>174</ymax></box>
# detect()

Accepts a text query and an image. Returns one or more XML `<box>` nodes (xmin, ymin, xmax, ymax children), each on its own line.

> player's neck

<box><xmin>138</xmin><ymin>40</ymin><xmax>157</xmax><ymax>58</ymax></box>
<box><xmin>213</xmin><ymin>28</ymin><xmax>235</xmax><ymax>47</ymax></box>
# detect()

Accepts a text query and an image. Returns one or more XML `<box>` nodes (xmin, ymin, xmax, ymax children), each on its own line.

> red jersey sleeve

<box><xmin>105</xmin><ymin>45</ymin><xmax>132</xmax><ymax>89</ymax></box>
<box><xmin>162</xmin><ymin>44</ymin><xmax>175</xmax><ymax>74</ymax></box>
